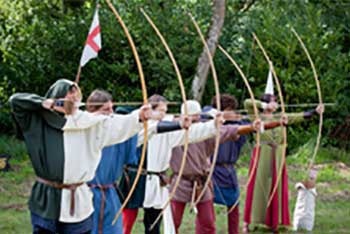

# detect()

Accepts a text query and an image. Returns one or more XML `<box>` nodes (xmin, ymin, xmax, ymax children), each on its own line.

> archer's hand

<box><xmin>252</xmin><ymin>118</ymin><xmax>262</xmax><ymax>131</ymax></box>
<box><xmin>42</xmin><ymin>99</ymin><xmax>69</xmax><ymax>114</ymax></box>
<box><xmin>139</xmin><ymin>104</ymin><xmax>152</xmax><ymax>122</ymax></box>
<box><xmin>281</xmin><ymin>114</ymin><xmax>288</xmax><ymax>126</ymax></box>
<box><xmin>42</xmin><ymin>99</ymin><xmax>55</xmax><ymax>110</ymax></box>
<box><xmin>214</xmin><ymin>112</ymin><xmax>225</xmax><ymax>129</ymax></box>
<box><xmin>180</xmin><ymin>115</ymin><xmax>192</xmax><ymax>130</ymax></box>
<box><xmin>316</xmin><ymin>104</ymin><xmax>324</xmax><ymax>114</ymax></box>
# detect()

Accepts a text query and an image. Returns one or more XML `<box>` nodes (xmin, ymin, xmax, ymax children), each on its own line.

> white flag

<box><xmin>264</xmin><ymin>68</ymin><xmax>274</xmax><ymax>95</ymax></box>
<box><xmin>79</xmin><ymin>9</ymin><xmax>101</xmax><ymax>67</ymax></box>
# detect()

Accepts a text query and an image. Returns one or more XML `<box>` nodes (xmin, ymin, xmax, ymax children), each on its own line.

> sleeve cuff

<box><xmin>156</xmin><ymin>121</ymin><xmax>182</xmax><ymax>133</ymax></box>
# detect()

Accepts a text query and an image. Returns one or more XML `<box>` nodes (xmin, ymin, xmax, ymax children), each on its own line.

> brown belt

<box><xmin>180</xmin><ymin>174</ymin><xmax>208</xmax><ymax>184</ymax></box>
<box><xmin>124</xmin><ymin>166</ymin><xmax>169</xmax><ymax>187</ymax></box>
<box><xmin>215</xmin><ymin>162</ymin><xmax>235</xmax><ymax>168</ymax></box>
<box><xmin>124</xmin><ymin>165</ymin><xmax>148</xmax><ymax>176</ymax></box>
<box><xmin>88</xmin><ymin>183</ymin><xmax>116</xmax><ymax>234</ymax></box>
<box><xmin>36</xmin><ymin>177</ymin><xmax>84</xmax><ymax>216</ymax></box>
<box><xmin>261</xmin><ymin>141</ymin><xmax>278</xmax><ymax>147</ymax></box>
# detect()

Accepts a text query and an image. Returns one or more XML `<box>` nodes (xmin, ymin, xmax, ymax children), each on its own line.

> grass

<box><xmin>0</xmin><ymin>135</ymin><xmax>349</xmax><ymax>233</ymax></box>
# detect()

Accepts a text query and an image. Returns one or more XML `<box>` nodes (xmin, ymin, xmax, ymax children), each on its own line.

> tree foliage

<box><xmin>0</xmin><ymin>0</ymin><xmax>349</xmax><ymax>149</ymax></box>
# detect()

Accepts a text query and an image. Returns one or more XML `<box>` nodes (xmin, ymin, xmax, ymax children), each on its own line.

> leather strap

<box><xmin>36</xmin><ymin>177</ymin><xmax>83</xmax><ymax>216</ymax></box>
<box><xmin>88</xmin><ymin>183</ymin><xmax>115</xmax><ymax>234</ymax></box>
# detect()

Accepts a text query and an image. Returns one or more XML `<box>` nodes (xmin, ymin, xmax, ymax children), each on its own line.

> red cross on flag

<box><xmin>80</xmin><ymin>8</ymin><xmax>101</xmax><ymax>67</ymax></box>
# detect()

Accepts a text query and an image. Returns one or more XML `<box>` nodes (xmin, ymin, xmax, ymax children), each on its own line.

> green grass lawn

<box><xmin>0</xmin><ymin>135</ymin><xmax>349</xmax><ymax>233</ymax></box>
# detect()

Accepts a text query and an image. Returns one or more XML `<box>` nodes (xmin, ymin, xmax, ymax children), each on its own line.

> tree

<box><xmin>191</xmin><ymin>0</ymin><xmax>225</xmax><ymax>101</ymax></box>
<box><xmin>191</xmin><ymin>0</ymin><xmax>256</xmax><ymax>102</ymax></box>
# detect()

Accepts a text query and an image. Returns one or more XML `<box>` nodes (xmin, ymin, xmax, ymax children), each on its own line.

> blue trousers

<box><xmin>31</xmin><ymin>212</ymin><xmax>92</xmax><ymax>234</ymax></box>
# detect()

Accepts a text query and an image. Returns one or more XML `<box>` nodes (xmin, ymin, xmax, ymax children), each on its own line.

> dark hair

<box><xmin>211</xmin><ymin>94</ymin><xmax>238</xmax><ymax>111</ymax></box>
<box><xmin>86</xmin><ymin>89</ymin><xmax>112</xmax><ymax>112</ymax></box>
<box><xmin>260</xmin><ymin>94</ymin><xmax>276</xmax><ymax>103</ymax></box>
<box><xmin>148</xmin><ymin>94</ymin><xmax>167</xmax><ymax>110</ymax></box>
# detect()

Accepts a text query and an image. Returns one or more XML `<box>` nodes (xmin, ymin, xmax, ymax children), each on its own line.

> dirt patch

<box><xmin>10</xmin><ymin>164</ymin><xmax>22</xmax><ymax>172</ymax></box>
<box><xmin>317</xmin><ymin>182</ymin><xmax>331</xmax><ymax>188</ymax></box>
<box><xmin>20</xmin><ymin>179</ymin><xmax>34</xmax><ymax>197</ymax></box>
<box><xmin>315</xmin><ymin>162</ymin><xmax>350</xmax><ymax>181</ymax></box>
<box><xmin>0</xmin><ymin>184</ymin><xmax>5</xmax><ymax>193</ymax></box>
<box><xmin>0</xmin><ymin>203</ymin><xmax>27</xmax><ymax>211</ymax></box>
<box><xmin>320</xmin><ymin>190</ymin><xmax>350</xmax><ymax>201</ymax></box>
<box><xmin>314</xmin><ymin>162</ymin><xmax>349</xmax><ymax>170</ymax></box>
<box><xmin>335</xmin><ymin>162</ymin><xmax>350</xmax><ymax>178</ymax></box>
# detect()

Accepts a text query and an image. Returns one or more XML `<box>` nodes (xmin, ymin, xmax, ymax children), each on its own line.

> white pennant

<box><xmin>264</xmin><ymin>68</ymin><xmax>274</xmax><ymax>95</ymax></box>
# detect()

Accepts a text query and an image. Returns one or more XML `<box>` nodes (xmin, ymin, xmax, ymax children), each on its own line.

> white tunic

<box><xmin>59</xmin><ymin>110</ymin><xmax>143</xmax><ymax>222</ymax></box>
<box><xmin>142</xmin><ymin>118</ymin><xmax>217</xmax><ymax>233</ymax></box>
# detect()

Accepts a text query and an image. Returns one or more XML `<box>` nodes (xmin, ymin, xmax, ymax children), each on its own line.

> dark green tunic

<box><xmin>10</xmin><ymin>79</ymin><xmax>73</xmax><ymax>219</ymax></box>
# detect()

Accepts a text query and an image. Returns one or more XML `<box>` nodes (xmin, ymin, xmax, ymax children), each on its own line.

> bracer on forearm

<box><xmin>156</xmin><ymin>121</ymin><xmax>182</xmax><ymax>133</ymax></box>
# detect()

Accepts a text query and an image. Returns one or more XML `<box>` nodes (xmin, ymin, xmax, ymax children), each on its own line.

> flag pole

<box><xmin>75</xmin><ymin>65</ymin><xmax>82</xmax><ymax>83</ymax></box>
<box><xmin>75</xmin><ymin>2</ymin><xmax>101</xmax><ymax>84</ymax></box>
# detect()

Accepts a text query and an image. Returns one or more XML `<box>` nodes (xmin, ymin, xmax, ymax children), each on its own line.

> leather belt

<box><xmin>36</xmin><ymin>177</ymin><xmax>84</xmax><ymax>216</ymax></box>
<box><xmin>124</xmin><ymin>166</ymin><xmax>169</xmax><ymax>186</ymax></box>
<box><xmin>88</xmin><ymin>183</ymin><xmax>116</xmax><ymax>234</ymax></box>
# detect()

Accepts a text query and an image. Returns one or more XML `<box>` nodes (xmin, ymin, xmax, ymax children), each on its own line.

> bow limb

<box><xmin>105</xmin><ymin>0</ymin><xmax>148</xmax><ymax>225</ymax></box>
<box><xmin>291</xmin><ymin>28</ymin><xmax>323</xmax><ymax>175</ymax></box>
<box><xmin>139</xmin><ymin>9</ymin><xmax>189</xmax><ymax>231</ymax></box>
<box><xmin>188</xmin><ymin>12</ymin><xmax>221</xmax><ymax>209</ymax></box>
<box><xmin>218</xmin><ymin>45</ymin><xmax>261</xmax><ymax>214</ymax></box>
<box><xmin>252</xmin><ymin>33</ymin><xmax>287</xmax><ymax>208</ymax></box>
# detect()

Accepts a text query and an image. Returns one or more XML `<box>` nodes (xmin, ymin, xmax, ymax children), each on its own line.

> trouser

<box><xmin>122</xmin><ymin>208</ymin><xmax>138</xmax><ymax>234</ymax></box>
<box><xmin>171</xmin><ymin>199</ymin><xmax>216</xmax><ymax>234</ymax></box>
<box><xmin>122</xmin><ymin>207</ymin><xmax>163</xmax><ymax>234</ymax></box>
<box><xmin>143</xmin><ymin>207</ymin><xmax>162</xmax><ymax>234</ymax></box>
<box><xmin>31</xmin><ymin>212</ymin><xmax>92</xmax><ymax>234</ymax></box>
<box><xmin>33</xmin><ymin>228</ymin><xmax>91</xmax><ymax>234</ymax></box>
<box><xmin>228</xmin><ymin>205</ymin><xmax>240</xmax><ymax>234</ymax></box>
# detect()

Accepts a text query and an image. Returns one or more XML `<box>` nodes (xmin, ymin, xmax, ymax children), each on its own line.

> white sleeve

<box><xmin>100</xmin><ymin>110</ymin><xmax>143</xmax><ymax>147</ymax></box>
<box><xmin>206</xmin><ymin>108</ymin><xmax>218</xmax><ymax>118</ymax></box>
<box><xmin>137</xmin><ymin>115</ymin><xmax>175</xmax><ymax>147</ymax></box>
<box><xmin>137</xmin><ymin>120</ymin><xmax>158</xmax><ymax>147</ymax></box>
<box><xmin>168</xmin><ymin>120</ymin><xmax>217</xmax><ymax>147</ymax></box>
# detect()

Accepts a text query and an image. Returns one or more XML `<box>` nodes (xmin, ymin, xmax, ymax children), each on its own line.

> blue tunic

<box><xmin>212</xmin><ymin>120</ymin><xmax>248</xmax><ymax>187</ymax></box>
<box><xmin>89</xmin><ymin>135</ymin><xmax>138</xmax><ymax>234</ymax></box>
<box><xmin>212</xmin><ymin>120</ymin><xmax>248</xmax><ymax>206</ymax></box>
<box><xmin>119</xmin><ymin>147</ymin><xmax>146</xmax><ymax>209</ymax></box>
<box><xmin>202</xmin><ymin>106</ymin><xmax>249</xmax><ymax>206</ymax></box>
